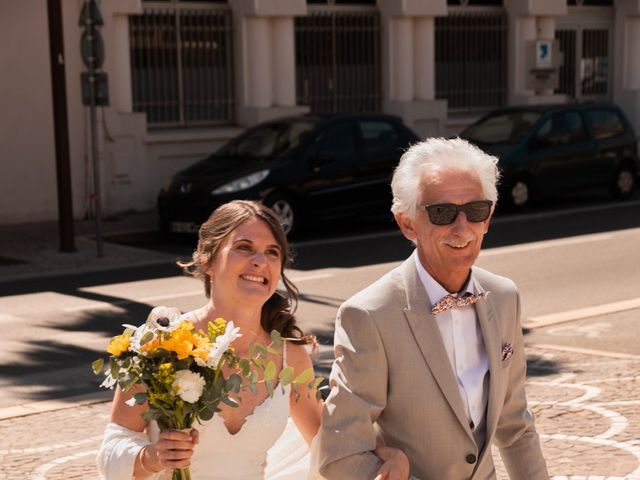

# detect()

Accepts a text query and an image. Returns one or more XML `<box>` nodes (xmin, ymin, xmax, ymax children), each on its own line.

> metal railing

<box><xmin>295</xmin><ymin>6</ymin><xmax>381</xmax><ymax>114</ymax></box>
<box><xmin>129</xmin><ymin>2</ymin><xmax>234</xmax><ymax>128</ymax></box>
<box><xmin>435</xmin><ymin>8</ymin><xmax>507</xmax><ymax>114</ymax></box>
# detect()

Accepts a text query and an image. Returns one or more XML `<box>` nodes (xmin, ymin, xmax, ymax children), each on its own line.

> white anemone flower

<box><xmin>129</xmin><ymin>323</ymin><xmax>156</xmax><ymax>355</ymax></box>
<box><xmin>172</xmin><ymin>370</ymin><xmax>206</xmax><ymax>403</ymax></box>
<box><xmin>100</xmin><ymin>371</ymin><xmax>117</xmax><ymax>389</ymax></box>
<box><xmin>146</xmin><ymin>306</ymin><xmax>182</xmax><ymax>332</ymax></box>
<box><xmin>215</xmin><ymin>321</ymin><xmax>242</xmax><ymax>353</ymax></box>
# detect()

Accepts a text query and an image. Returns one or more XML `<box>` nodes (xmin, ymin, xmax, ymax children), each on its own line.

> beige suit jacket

<box><xmin>312</xmin><ymin>253</ymin><xmax>548</xmax><ymax>480</ymax></box>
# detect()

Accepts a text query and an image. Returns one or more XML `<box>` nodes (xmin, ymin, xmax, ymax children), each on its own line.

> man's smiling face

<box><xmin>396</xmin><ymin>167</ymin><xmax>493</xmax><ymax>293</ymax></box>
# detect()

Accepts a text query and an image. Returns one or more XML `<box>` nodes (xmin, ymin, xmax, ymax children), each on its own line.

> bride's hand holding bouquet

<box><xmin>93</xmin><ymin>306</ymin><xmax>320</xmax><ymax>480</ymax></box>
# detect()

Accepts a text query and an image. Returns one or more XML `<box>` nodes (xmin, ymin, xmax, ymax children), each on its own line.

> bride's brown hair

<box><xmin>178</xmin><ymin>200</ymin><xmax>313</xmax><ymax>345</ymax></box>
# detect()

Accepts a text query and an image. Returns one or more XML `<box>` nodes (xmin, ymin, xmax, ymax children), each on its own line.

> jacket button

<box><xmin>465</xmin><ymin>453</ymin><xmax>477</xmax><ymax>464</ymax></box>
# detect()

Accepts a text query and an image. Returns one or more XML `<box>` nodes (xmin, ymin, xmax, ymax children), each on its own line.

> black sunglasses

<box><xmin>418</xmin><ymin>200</ymin><xmax>493</xmax><ymax>225</ymax></box>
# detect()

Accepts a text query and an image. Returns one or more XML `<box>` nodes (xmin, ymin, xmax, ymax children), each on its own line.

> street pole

<box><xmin>81</xmin><ymin>0</ymin><xmax>104</xmax><ymax>257</ymax></box>
<box><xmin>47</xmin><ymin>0</ymin><xmax>76</xmax><ymax>253</ymax></box>
<box><xmin>89</xmin><ymin>67</ymin><xmax>103</xmax><ymax>257</ymax></box>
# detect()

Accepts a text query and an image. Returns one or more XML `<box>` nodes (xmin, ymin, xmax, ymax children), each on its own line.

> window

<box><xmin>357</xmin><ymin>121</ymin><xmax>399</xmax><ymax>156</ymax></box>
<box><xmin>585</xmin><ymin>109</ymin><xmax>625</xmax><ymax>140</ymax></box>
<box><xmin>536</xmin><ymin>112</ymin><xmax>588</xmax><ymax>146</ymax></box>
<box><xmin>216</xmin><ymin>120</ymin><xmax>318</xmax><ymax>158</ymax></box>
<box><xmin>310</xmin><ymin>124</ymin><xmax>356</xmax><ymax>163</ymax></box>
<box><xmin>130</xmin><ymin>2</ymin><xmax>234</xmax><ymax>127</ymax></box>
<box><xmin>436</xmin><ymin>9</ymin><xmax>507</xmax><ymax>113</ymax></box>
<box><xmin>463</xmin><ymin>111</ymin><xmax>542</xmax><ymax>145</ymax></box>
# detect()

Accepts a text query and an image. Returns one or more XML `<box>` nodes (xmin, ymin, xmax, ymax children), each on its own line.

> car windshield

<box><xmin>215</xmin><ymin>119</ymin><xmax>318</xmax><ymax>158</ymax></box>
<box><xmin>463</xmin><ymin>111</ymin><xmax>543</xmax><ymax>145</ymax></box>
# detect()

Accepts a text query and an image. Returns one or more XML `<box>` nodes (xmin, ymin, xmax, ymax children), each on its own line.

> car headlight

<box><xmin>211</xmin><ymin>169</ymin><xmax>270</xmax><ymax>195</ymax></box>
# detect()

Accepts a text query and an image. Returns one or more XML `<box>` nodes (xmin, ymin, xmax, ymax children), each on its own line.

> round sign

<box><xmin>81</xmin><ymin>29</ymin><xmax>104</xmax><ymax>69</ymax></box>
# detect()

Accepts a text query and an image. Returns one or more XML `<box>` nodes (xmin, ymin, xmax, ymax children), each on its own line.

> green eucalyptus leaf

<box><xmin>133</xmin><ymin>392</ymin><xmax>147</xmax><ymax>405</ymax></box>
<box><xmin>109</xmin><ymin>358</ymin><xmax>120</xmax><ymax>377</ymax></box>
<box><xmin>120</xmin><ymin>376</ymin><xmax>138</xmax><ymax>392</ymax></box>
<box><xmin>292</xmin><ymin>384</ymin><xmax>300</xmax><ymax>402</ymax></box>
<box><xmin>264</xmin><ymin>361</ymin><xmax>276</xmax><ymax>382</ymax></box>
<box><xmin>249</xmin><ymin>382</ymin><xmax>257</xmax><ymax>395</ymax></box>
<box><xmin>92</xmin><ymin>358</ymin><xmax>104</xmax><ymax>375</ymax></box>
<box><xmin>199</xmin><ymin>407</ymin><xmax>214</xmax><ymax>421</ymax></box>
<box><xmin>255</xmin><ymin>344</ymin><xmax>267</xmax><ymax>358</ymax></box>
<box><xmin>221</xmin><ymin>395</ymin><xmax>239</xmax><ymax>408</ymax></box>
<box><xmin>265</xmin><ymin>380</ymin><xmax>274</xmax><ymax>397</ymax></box>
<box><xmin>270</xmin><ymin>330</ymin><xmax>282</xmax><ymax>347</ymax></box>
<box><xmin>278</xmin><ymin>366</ymin><xmax>294</xmax><ymax>385</ymax></box>
<box><xmin>239</xmin><ymin>359</ymin><xmax>251</xmax><ymax>376</ymax></box>
<box><xmin>140</xmin><ymin>331</ymin><xmax>154</xmax><ymax>346</ymax></box>
<box><xmin>309</xmin><ymin>376</ymin><xmax>324</xmax><ymax>390</ymax></box>
<box><xmin>251</xmin><ymin>357</ymin><xmax>264</xmax><ymax>369</ymax></box>
<box><xmin>293</xmin><ymin>367</ymin><xmax>313</xmax><ymax>385</ymax></box>
<box><xmin>142</xmin><ymin>410</ymin><xmax>159</xmax><ymax>422</ymax></box>
<box><xmin>248</xmin><ymin>370</ymin><xmax>258</xmax><ymax>385</ymax></box>
<box><xmin>227</xmin><ymin>374</ymin><xmax>242</xmax><ymax>393</ymax></box>
<box><xmin>266</xmin><ymin>346</ymin><xmax>279</xmax><ymax>355</ymax></box>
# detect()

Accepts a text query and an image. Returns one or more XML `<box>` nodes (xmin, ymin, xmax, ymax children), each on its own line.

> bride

<box><xmin>97</xmin><ymin>200</ymin><xmax>408</xmax><ymax>479</ymax></box>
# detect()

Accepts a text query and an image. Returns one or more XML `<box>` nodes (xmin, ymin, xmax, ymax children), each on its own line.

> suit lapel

<box><xmin>472</xmin><ymin>273</ymin><xmax>502</xmax><ymax>442</ymax></box>
<box><xmin>400</xmin><ymin>257</ymin><xmax>473</xmax><ymax>437</ymax></box>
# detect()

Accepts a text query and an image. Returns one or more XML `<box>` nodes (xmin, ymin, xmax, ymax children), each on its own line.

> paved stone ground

<box><xmin>1</xmin><ymin>345</ymin><xmax>639</xmax><ymax>479</ymax></box>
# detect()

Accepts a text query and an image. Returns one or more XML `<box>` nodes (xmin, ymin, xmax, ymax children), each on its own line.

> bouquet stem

<box><xmin>172</xmin><ymin>467</ymin><xmax>191</xmax><ymax>480</ymax></box>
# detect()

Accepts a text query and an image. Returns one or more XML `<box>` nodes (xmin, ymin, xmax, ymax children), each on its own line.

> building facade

<box><xmin>1</xmin><ymin>0</ymin><xmax>638</xmax><ymax>225</ymax></box>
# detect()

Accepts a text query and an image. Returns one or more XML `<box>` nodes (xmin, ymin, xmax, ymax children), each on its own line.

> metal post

<box><xmin>47</xmin><ymin>0</ymin><xmax>76</xmax><ymax>253</ymax></box>
<box><xmin>89</xmin><ymin>70</ymin><xmax>103</xmax><ymax>257</ymax></box>
<box><xmin>83</xmin><ymin>0</ymin><xmax>104</xmax><ymax>257</ymax></box>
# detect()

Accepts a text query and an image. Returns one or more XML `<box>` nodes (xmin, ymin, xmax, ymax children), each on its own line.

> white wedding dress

<box><xmin>97</xmin><ymin>345</ymin><xmax>311</xmax><ymax>479</ymax></box>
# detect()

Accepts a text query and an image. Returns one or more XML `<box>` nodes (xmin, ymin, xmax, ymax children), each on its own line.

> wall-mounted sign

<box><xmin>535</xmin><ymin>40</ymin><xmax>553</xmax><ymax>69</ymax></box>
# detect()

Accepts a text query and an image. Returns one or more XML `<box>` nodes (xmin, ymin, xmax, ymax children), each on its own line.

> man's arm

<box><xmin>313</xmin><ymin>302</ymin><xmax>388</xmax><ymax>479</ymax></box>
<box><xmin>494</xmin><ymin>290</ymin><xmax>549</xmax><ymax>479</ymax></box>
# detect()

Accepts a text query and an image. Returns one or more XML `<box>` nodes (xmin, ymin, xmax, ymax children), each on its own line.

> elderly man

<box><xmin>312</xmin><ymin>138</ymin><xmax>548</xmax><ymax>479</ymax></box>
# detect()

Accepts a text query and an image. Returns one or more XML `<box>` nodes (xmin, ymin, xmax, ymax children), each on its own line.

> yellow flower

<box><xmin>207</xmin><ymin>318</ymin><xmax>227</xmax><ymax>339</ymax></box>
<box><xmin>159</xmin><ymin>321</ymin><xmax>210</xmax><ymax>360</ymax></box>
<box><xmin>107</xmin><ymin>334</ymin><xmax>130</xmax><ymax>357</ymax></box>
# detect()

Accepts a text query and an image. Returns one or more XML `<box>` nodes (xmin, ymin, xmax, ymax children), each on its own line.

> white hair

<box><xmin>391</xmin><ymin>137</ymin><xmax>500</xmax><ymax>220</ymax></box>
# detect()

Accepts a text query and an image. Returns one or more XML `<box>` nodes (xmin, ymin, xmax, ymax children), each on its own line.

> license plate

<box><xmin>170</xmin><ymin>221</ymin><xmax>199</xmax><ymax>233</ymax></box>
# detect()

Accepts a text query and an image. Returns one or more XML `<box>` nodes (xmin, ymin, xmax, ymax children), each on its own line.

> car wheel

<box><xmin>504</xmin><ymin>177</ymin><xmax>532</xmax><ymax>211</ymax></box>
<box><xmin>611</xmin><ymin>165</ymin><xmax>636</xmax><ymax>199</ymax></box>
<box><xmin>264</xmin><ymin>193</ymin><xmax>298</xmax><ymax>237</ymax></box>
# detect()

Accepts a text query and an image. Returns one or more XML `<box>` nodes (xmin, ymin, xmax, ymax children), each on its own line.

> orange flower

<box><xmin>107</xmin><ymin>334</ymin><xmax>130</xmax><ymax>357</ymax></box>
<box><xmin>157</xmin><ymin>321</ymin><xmax>210</xmax><ymax>360</ymax></box>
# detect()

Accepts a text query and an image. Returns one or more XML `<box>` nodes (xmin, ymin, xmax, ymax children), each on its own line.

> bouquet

<box><xmin>93</xmin><ymin>306</ymin><xmax>323</xmax><ymax>480</ymax></box>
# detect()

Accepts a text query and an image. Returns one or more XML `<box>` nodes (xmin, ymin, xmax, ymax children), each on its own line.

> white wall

<box><xmin>0</xmin><ymin>1</ymin><xmax>59</xmax><ymax>224</ymax></box>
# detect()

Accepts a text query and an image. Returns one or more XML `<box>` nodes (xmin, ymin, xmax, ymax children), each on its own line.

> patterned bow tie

<box><xmin>431</xmin><ymin>292</ymin><xmax>487</xmax><ymax>315</ymax></box>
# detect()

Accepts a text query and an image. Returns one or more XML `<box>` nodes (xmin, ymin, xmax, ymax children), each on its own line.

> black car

<box><xmin>460</xmin><ymin>103</ymin><xmax>639</xmax><ymax>209</ymax></box>
<box><xmin>158</xmin><ymin>113</ymin><xmax>420</xmax><ymax>235</ymax></box>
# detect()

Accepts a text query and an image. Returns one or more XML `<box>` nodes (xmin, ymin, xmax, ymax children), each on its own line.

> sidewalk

<box><xmin>0</xmin><ymin>210</ymin><xmax>175</xmax><ymax>284</ymax></box>
<box><xmin>1</xmin><ymin>345</ymin><xmax>639</xmax><ymax>479</ymax></box>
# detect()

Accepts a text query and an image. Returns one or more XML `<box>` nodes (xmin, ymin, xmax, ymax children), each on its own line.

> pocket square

<box><xmin>501</xmin><ymin>342</ymin><xmax>514</xmax><ymax>361</ymax></box>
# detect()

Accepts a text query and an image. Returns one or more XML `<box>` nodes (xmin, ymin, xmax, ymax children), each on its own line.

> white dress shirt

<box><xmin>413</xmin><ymin>253</ymin><xmax>490</xmax><ymax>449</ymax></box>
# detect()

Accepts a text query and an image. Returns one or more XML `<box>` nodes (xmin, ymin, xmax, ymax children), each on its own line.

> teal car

<box><xmin>460</xmin><ymin>103</ymin><xmax>639</xmax><ymax>210</ymax></box>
